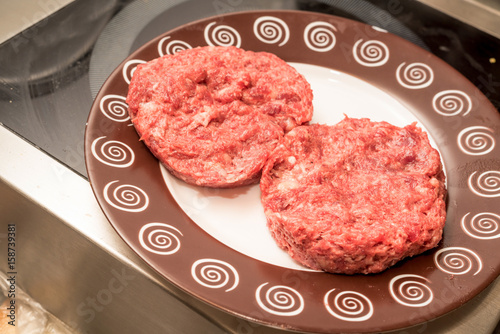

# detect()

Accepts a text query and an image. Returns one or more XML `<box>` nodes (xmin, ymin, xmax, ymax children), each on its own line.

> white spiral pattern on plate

<box><xmin>253</xmin><ymin>16</ymin><xmax>290</xmax><ymax>46</ymax></box>
<box><xmin>139</xmin><ymin>222</ymin><xmax>182</xmax><ymax>255</ymax></box>
<box><xmin>91</xmin><ymin>137</ymin><xmax>134</xmax><ymax>168</ymax></box>
<box><xmin>461</xmin><ymin>212</ymin><xmax>500</xmax><ymax>240</ymax></box>
<box><xmin>396</xmin><ymin>62</ymin><xmax>434</xmax><ymax>89</ymax></box>
<box><xmin>468</xmin><ymin>171</ymin><xmax>500</xmax><ymax>198</ymax></box>
<box><xmin>434</xmin><ymin>247</ymin><xmax>483</xmax><ymax>276</ymax></box>
<box><xmin>204</xmin><ymin>22</ymin><xmax>241</xmax><ymax>48</ymax></box>
<box><xmin>432</xmin><ymin>90</ymin><xmax>472</xmax><ymax>116</ymax></box>
<box><xmin>256</xmin><ymin>283</ymin><xmax>304</xmax><ymax>316</ymax></box>
<box><xmin>157</xmin><ymin>36</ymin><xmax>192</xmax><ymax>56</ymax></box>
<box><xmin>352</xmin><ymin>39</ymin><xmax>389</xmax><ymax>67</ymax></box>
<box><xmin>324</xmin><ymin>289</ymin><xmax>374</xmax><ymax>322</ymax></box>
<box><xmin>371</xmin><ymin>25</ymin><xmax>388</xmax><ymax>33</ymax></box>
<box><xmin>103</xmin><ymin>180</ymin><xmax>149</xmax><ymax>212</ymax></box>
<box><xmin>191</xmin><ymin>259</ymin><xmax>239</xmax><ymax>292</ymax></box>
<box><xmin>122</xmin><ymin>59</ymin><xmax>147</xmax><ymax>85</ymax></box>
<box><xmin>457</xmin><ymin>126</ymin><xmax>495</xmax><ymax>156</ymax></box>
<box><xmin>389</xmin><ymin>274</ymin><xmax>433</xmax><ymax>307</ymax></box>
<box><xmin>99</xmin><ymin>94</ymin><xmax>130</xmax><ymax>122</ymax></box>
<box><xmin>303</xmin><ymin>21</ymin><xmax>337</xmax><ymax>52</ymax></box>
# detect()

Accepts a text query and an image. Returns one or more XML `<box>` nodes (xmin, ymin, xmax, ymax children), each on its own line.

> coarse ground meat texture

<box><xmin>126</xmin><ymin>46</ymin><xmax>313</xmax><ymax>188</ymax></box>
<box><xmin>260</xmin><ymin>117</ymin><xmax>447</xmax><ymax>274</ymax></box>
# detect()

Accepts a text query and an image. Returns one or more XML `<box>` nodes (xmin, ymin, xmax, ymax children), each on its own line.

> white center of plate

<box><xmin>161</xmin><ymin>63</ymin><xmax>432</xmax><ymax>271</ymax></box>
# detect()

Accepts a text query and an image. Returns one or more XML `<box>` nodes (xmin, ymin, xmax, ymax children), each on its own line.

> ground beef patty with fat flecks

<box><xmin>126</xmin><ymin>46</ymin><xmax>313</xmax><ymax>188</ymax></box>
<box><xmin>260</xmin><ymin>117</ymin><xmax>447</xmax><ymax>274</ymax></box>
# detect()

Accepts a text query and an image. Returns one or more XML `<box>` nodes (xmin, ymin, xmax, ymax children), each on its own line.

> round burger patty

<box><xmin>126</xmin><ymin>46</ymin><xmax>313</xmax><ymax>188</ymax></box>
<box><xmin>260</xmin><ymin>118</ymin><xmax>447</xmax><ymax>274</ymax></box>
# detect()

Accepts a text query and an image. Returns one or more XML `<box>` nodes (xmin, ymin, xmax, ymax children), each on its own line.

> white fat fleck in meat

<box><xmin>189</xmin><ymin>105</ymin><xmax>217</xmax><ymax>128</ymax></box>
<box><xmin>277</xmin><ymin>177</ymin><xmax>299</xmax><ymax>191</ymax></box>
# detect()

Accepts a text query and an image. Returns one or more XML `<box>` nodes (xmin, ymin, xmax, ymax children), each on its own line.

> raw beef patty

<box><xmin>126</xmin><ymin>46</ymin><xmax>313</xmax><ymax>188</ymax></box>
<box><xmin>260</xmin><ymin>118</ymin><xmax>447</xmax><ymax>274</ymax></box>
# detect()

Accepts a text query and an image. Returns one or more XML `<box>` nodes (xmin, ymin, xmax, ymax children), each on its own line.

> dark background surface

<box><xmin>0</xmin><ymin>0</ymin><xmax>498</xmax><ymax>179</ymax></box>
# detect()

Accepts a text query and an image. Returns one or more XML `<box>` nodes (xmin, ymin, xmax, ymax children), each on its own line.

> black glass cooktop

<box><xmin>0</xmin><ymin>0</ymin><xmax>498</xmax><ymax>179</ymax></box>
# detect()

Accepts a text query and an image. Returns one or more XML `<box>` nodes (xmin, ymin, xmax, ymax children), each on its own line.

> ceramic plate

<box><xmin>85</xmin><ymin>10</ymin><xmax>500</xmax><ymax>333</ymax></box>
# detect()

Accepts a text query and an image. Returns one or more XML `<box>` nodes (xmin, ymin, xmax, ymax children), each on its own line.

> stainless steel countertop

<box><xmin>418</xmin><ymin>0</ymin><xmax>500</xmax><ymax>39</ymax></box>
<box><xmin>0</xmin><ymin>0</ymin><xmax>75</xmax><ymax>44</ymax></box>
